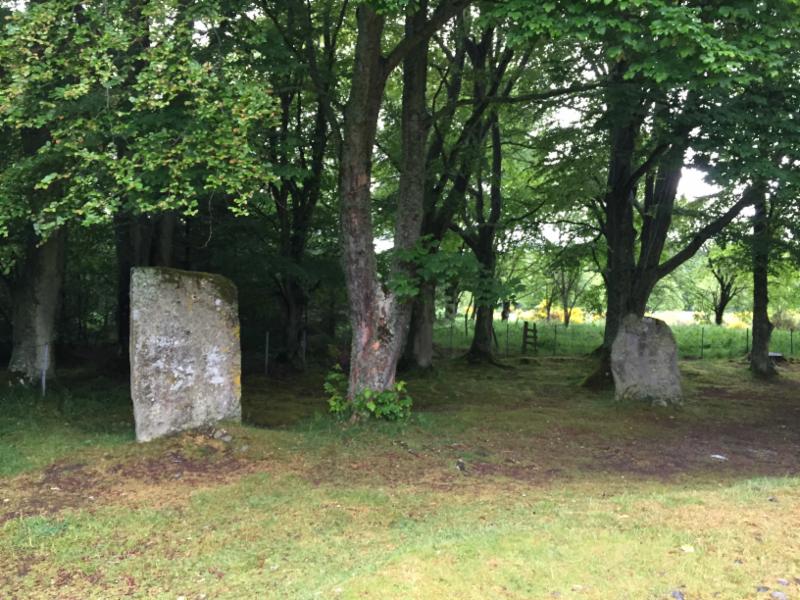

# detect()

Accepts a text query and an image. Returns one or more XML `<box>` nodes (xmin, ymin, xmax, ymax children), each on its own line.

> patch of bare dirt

<box><xmin>109</xmin><ymin>449</ymin><xmax>243</xmax><ymax>484</ymax></box>
<box><xmin>0</xmin><ymin>435</ymin><xmax>259</xmax><ymax>525</ymax></box>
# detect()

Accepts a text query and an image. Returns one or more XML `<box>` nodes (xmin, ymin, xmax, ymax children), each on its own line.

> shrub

<box><xmin>324</xmin><ymin>366</ymin><xmax>413</xmax><ymax>421</ymax></box>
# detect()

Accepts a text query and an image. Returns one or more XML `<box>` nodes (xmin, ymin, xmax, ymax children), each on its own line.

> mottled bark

<box><xmin>340</xmin><ymin>1</ymin><xmax>465</xmax><ymax>396</ymax></box>
<box><xmin>9</xmin><ymin>229</ymin><xmax>66</xmax><ymax>381</ymax></box>
<box><xmin>340</xmin><ymin>5</ymin><xmax>422</xmax><ymax>395</ymax></box>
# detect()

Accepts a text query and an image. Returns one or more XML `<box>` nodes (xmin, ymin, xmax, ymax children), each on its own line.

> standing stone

<box><xmin>610</xmin><ymin>314</ymin><xmax>682</xmax><ymax>406</ymax></box>
<box><xmin>130</xmin><ymin>267</ymin><xmax>241</xmax><ymax>442</ymax></box>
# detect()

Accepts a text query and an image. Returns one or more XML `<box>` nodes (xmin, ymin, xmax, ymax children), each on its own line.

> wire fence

<box><xmin>433</xmin><ymin>319</ymin><xmax>798</xmax><ymax>360</ymax></box>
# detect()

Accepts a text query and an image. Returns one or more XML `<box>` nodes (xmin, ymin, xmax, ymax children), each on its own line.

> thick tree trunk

<box><xmin>601</xmin><ymin>118</ymin><xmax>639</xmax><ymax>349</ymax></box>
<box><xmin>339</xmin><ymin>7</ymin><xmax>389</xmax><ymax>395</ymax></box>
<box><xmin>750</xmin><ymin>187</ymin><xmax>775</xmax><ymax>378</ymax></box>
<box><xmin>469</xmin><ymin>304</ymin><xmax>495</xmax><ymax>360</ymax></box>
<box><xmin>9</xmin><ymin>229</ymin><xmax>66</xmax><ymax>381</ymax></box>
<box><xmin>340</xmin><ymin>4</ymin><xmax>430</xmax><ymax>397</ymax></box>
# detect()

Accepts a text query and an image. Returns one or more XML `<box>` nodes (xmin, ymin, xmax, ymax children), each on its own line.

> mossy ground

<box><xmin>2</xmin><ymin>358</ymin><xmax>800</xmax><ymax>599</ymax></box>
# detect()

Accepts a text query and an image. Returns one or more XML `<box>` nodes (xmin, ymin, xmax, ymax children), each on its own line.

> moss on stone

<box><xmin>137</xmin><ymin>267</ymin><xmax>239</xmax><ymax>306</ymax></box>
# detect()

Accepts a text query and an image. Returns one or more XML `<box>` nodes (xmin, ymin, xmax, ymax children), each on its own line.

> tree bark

<box><xmin>339</xmin><ymin>1</ymin><xmax>467</xmax><ymax>396</ymax></box>
<box><xmin>465</xmin><ymin>115</ymin><xmax>502</xmax><ymax>361</ymax></box>
<box><xmin>340</xmin><ymin>3</ymin><xmax>431</xmax><ymax>397</ymax></box>
<box><xmin>600</xmin><ymin>68</ymin><xmax>641</xmax><ymax>349</ymax></box>
<box><xmin>750</xmin><ymin>185</ymin><xmax>775</xmax><ymax>377</ymax></box>
<box><xmin>711</xmin><ymin>267</ymin><xmax>738</xmax><ymax>326</ymax></box>
<box><xmin>469</xmin><ymin>303</ymin><xmax>494</xmax><ymax>359</ymax></box>
<box><xmin>8</xmin><ymin>229</ymin><xmax>67</xmax><ymax>381</ymax></box>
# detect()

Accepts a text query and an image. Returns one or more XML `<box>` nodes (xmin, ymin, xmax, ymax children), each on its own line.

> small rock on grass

<box><xmin>777</xmin><ymin>579</ymin><xmax>789</xmax><ymax>586</ymax></box>
<box><xmin>671</xmin><ymin>590</ymin><xmax>686</xmax><ymax>600</ymax></box>
<box><xmin>770</xmin><ymin>592</ymin><xmax>788</xmax><ymax>600</ymax></box>
<box><xmin>757</xmin><ymin>586</ymin><xmax>770</xmax><ymax>593</ymax></box>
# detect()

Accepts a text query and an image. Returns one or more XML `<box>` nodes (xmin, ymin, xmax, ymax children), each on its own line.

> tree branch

<box><xmin>655</xmin><ymin>192</ymin><xmax>756</xmax><ymax>280</ymax></box>
<box><xmin>383</xmin><ymin>0</ymin><xmax>471</xmax><ymax>75</ymax></box>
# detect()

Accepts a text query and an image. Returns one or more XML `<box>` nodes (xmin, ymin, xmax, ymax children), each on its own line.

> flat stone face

<box><xmin>130</xmin><ymin>267</ymin><xmax>241</xmax><ymax>442</ymax></box>
<box><xmin>611</xmin><ymin>314</ymin><xmax>682</xmax><ymax>406</ymax></box>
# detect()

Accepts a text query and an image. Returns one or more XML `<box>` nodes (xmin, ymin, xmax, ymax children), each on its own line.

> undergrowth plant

<box><xmin>324</xmin><ymin>365</ymin><xmax>413</xmax><ymax>421</ymax></box>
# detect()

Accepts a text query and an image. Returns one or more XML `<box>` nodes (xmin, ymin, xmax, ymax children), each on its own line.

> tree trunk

<box><xmin>750</xmin><ymin>186</ymin><xmax>775</xmax><ymax>377</ymax></box>
<box><xmin>469</xmin><ymin>304</ymin><xmax>494</xmax><ymax>360</ymax></box>
<box><xmin>8</xmin><ymin>229</ymin><xmax>67</xmax><ymax>381</ymax></box>
<box><xmin>404</xmin><ymin>280</ymin><xmax>435</xmax><ymax>370</ymax></box>
<box><xmin>465</xmin><ymin>116</ymin><xmax>502</xmax><ymax>362</ymax></box>
<box><xmin>711</xmin><ymin>265</ymin><xmax>738</xmax><ymax>327</ymax></box>
<box><xmin>154</xmin><ymin>211</ymin><xmax>176</xmax><ymax>267</ymax></box>
<box><xmin>501</xmin><ymin>300</ymin><xmax>510</xmax><ymax>320</ymax></box>
<box><xmin>601</xmin><ymin>115</ymin><xmax>639</xmax><ymax>349</ymax></box>
<box><xmin>339</xmin><ymin>7</ymin><xmax>389</xmax><ymax>395</ymax></box>
<box><xmin>280</xmin><ymin>279</ymin><xmax>307</xmax><ymax>369</ymax></box>
<box><xmin>444</xmin><ymin>280</ymin><xmax>459</xmax><ymax>320</ymax></box>
<box><xmin>340</xmin><ymin>4</ymin><xmax>429</xmax><ymax>397</ymax></box>
<box><xmin>545</xmin><ymin>292</ymin><xmax>553</xmax><ymax>321</ymax></box>
<box><xmin>713</xmin><ymin>283</ymin><xmax>735</xmax><ymax>326</ymax></box>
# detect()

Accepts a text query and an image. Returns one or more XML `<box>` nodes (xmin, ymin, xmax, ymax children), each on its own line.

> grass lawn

<box><xmin>2</xmin><ymin>358</ymin><xmax>800</xmax><ymax>599</ymax></box>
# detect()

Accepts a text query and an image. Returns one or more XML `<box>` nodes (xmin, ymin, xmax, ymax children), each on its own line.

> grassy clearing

<box><xmin>433</xmin><ymin>319</ymin><xmax>799</xmax><ymax>360</ymax></box>
<box><xmin>2</xmin><ymin>358</ymin><xmax>800</xmax><ymax>599</ymax></box>
<box><xmin>0</xmin><ymin>372</ymin><xmax>133</xmax><ymax>477</ymax></box>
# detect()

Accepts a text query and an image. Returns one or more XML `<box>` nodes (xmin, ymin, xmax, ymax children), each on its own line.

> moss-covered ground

<box><xmin>2</xmin><ymin>358</ymin><xmax>800</xmax><ymax>599</ymax></box>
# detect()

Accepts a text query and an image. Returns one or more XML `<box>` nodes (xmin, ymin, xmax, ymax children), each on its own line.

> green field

<box><xmin>433</xmin><ymin>319</ymin><xmax>799</xmax><ymax>360</ymax></box>
<box><xmin>3</xmin><ymin>358</ymin><xmax>800</xmax><ymax>599</ymax></box>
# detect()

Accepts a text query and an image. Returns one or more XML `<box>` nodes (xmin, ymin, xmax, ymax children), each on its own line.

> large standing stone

<box><xmin>130</xmin><ymin>267</ymin><xmax>241</xmax><ymax>442</ymax></box>
<box><xmin>611</xmin><ymin>314</ymin><xmax>682</xmax><ymax>406</ymax></box>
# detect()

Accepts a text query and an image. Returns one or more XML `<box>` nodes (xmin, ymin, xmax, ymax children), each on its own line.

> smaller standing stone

<box><xmin>130</xmin><ymin>267</ymin><xmax>242</xmax><ymax>442</ymax></box>
<box><xmin>611</xmin><ymin>314</ymin><xmax>682</xmax><ymax>406</ymax></box>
